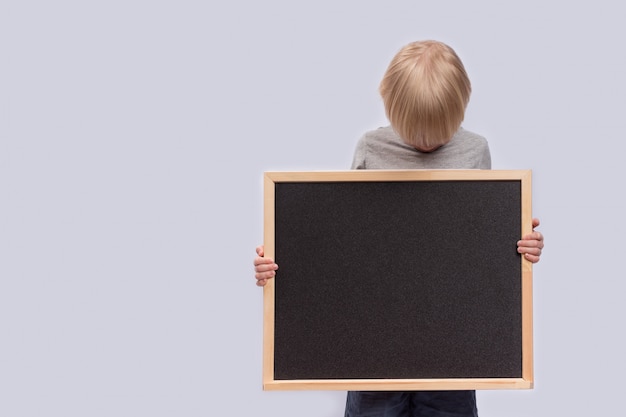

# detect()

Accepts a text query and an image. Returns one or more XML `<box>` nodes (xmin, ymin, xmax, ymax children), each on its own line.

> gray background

<box><xmin>1</xmin><ymin>1</ymin><xmax>623</xmax><ymax>416</ymax></box>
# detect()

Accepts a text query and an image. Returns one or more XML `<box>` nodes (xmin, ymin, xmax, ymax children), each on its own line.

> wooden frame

<box><xmin>263</xmin><ymin>170</ymin><xmax>533</xmax><ymax>391</ymax></box>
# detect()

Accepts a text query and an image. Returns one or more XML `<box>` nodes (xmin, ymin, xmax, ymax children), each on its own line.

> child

<box><xmin>253</xmin><ymin>40</ymin><xmax>544</xmax><ymax>417</ymax></box>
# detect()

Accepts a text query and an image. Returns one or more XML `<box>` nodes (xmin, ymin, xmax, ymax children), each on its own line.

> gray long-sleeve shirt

<box><xmin>351</xmin><ymin>126</ymin><xmax>491</xmax><ymax>170</ymax></box>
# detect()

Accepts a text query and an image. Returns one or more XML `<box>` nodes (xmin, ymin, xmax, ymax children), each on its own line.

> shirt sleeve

<box><xmin>350</xmin><ymin>136</ymin><xmax>367</xmax><ymax>170</ymax></box>
<box><xmin>480</xmin><ymin>141</ymin><xmax>492</xmax><ymax>169</ymax></box>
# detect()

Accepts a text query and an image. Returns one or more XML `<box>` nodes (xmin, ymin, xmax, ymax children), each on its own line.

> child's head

<box><xmin>379</xmin><ymin>40</ymin><xmax>471</xmax><ymax>151</ymax></box>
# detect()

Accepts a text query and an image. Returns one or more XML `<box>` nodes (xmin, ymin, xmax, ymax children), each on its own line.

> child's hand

<box><xmin>253</xmin><ymin>245</ymin><xmax>278</xmax><ymax>287</ymax></box>
<box><xmin>517</xmin><ymin>218</ymin><xmax>544</xmax><ymax>263</ymax></box>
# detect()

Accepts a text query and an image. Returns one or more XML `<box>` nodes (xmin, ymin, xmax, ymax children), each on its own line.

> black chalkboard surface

<box><xmin>263</xmin><ymin>170</ymin><xmax>533</xmax><ymax>391</ymax></box>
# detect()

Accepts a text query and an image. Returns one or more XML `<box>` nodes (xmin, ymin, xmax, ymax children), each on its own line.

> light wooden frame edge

<box><xmin>263</xmin><ymin>169</ymin><xmax>533</xmax><ymax>391</ymax></box>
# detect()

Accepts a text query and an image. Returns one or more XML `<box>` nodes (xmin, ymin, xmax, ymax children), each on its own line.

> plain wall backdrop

<box><xmin>1</xmin><ymin>1</ymin><xmax>624</xmax><ymax>416</ymax></box>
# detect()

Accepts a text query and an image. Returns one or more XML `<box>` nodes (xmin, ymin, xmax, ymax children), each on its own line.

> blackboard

<box><xmin>263</xmin><ymin>170</ymin><xmax>533</xmax><ymax>391</ymax></box>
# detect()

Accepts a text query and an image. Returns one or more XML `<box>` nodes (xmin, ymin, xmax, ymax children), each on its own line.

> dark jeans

<box><xmin>344</xmin><ymin>390</ymin><xmax>478</xmax><ymax>417</ymax></box>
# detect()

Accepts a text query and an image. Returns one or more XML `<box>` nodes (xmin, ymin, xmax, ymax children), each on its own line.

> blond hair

<box><xmin>379</xmin><ymin>40</ymin><xmax>471</xmax><ymax>149</ymax></box>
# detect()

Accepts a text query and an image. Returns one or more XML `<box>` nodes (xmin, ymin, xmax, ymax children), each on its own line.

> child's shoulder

<box><xmin>455</xmin><ymin>127</ymin><xmax>488</xmax><ymax>142</ymax></box>
<box><xmin>360</xmin><ymin>125</ymin><xmax>399</xmax><ymax>143</ymax></box>
<box><xmin>451</xmin><ymin>127</ymin><xmax>489</xmax><ymax>150</ymax></box>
